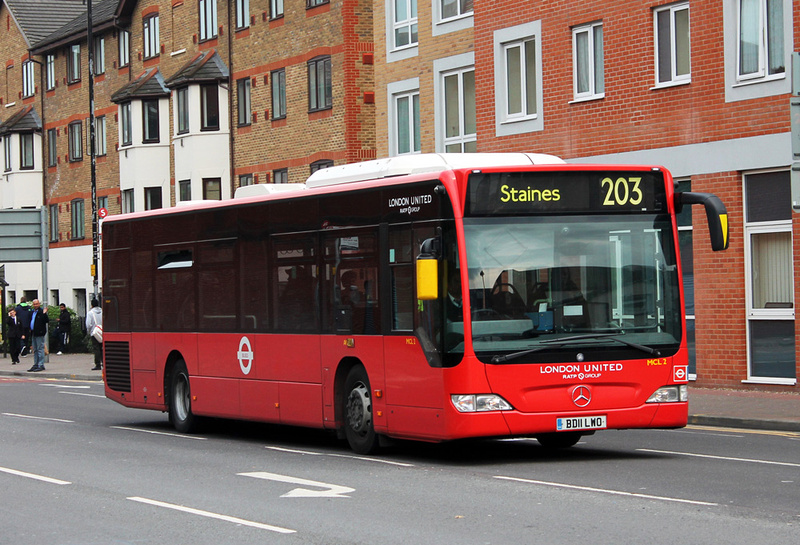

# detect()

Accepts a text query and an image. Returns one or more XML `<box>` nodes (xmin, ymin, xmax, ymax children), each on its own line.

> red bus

<box><xmin>101</xmin><ymin>153</ymin><xmax>728</xmax><ymax>453</ymax></box>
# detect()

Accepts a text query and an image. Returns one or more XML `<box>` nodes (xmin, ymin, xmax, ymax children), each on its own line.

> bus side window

<box><xmin>388</xmin><ymin>227</ymin><xmax>414</xmax><ymax>331</ymax></box>
<box><xmin>274</xmin><ymin>237</ymin><xmax>318</xmax><ymax>332</ymax></box>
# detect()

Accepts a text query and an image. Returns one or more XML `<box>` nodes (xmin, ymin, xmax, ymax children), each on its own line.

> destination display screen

<box><xmin>466</xmin><ymin>170</ymin><xmax>668</xmax><ymax>216</ymax></box>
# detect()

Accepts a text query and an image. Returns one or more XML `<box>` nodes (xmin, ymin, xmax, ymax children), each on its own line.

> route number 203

<box><xmin>601</xmin><ymin>177</ymin><xmax>643</xmax><ymax>206</ymax></box>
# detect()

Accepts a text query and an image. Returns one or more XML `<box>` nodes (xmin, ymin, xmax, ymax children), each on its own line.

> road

<box><xmin>1</xmin><ymin>376</ymin><xmax>798</xmax><ymax>544</ymax></box>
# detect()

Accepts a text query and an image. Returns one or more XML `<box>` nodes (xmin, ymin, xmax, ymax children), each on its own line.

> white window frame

<box><xmin>434</xmin><ymin>53</ymin><xmax>475</xmax><ymax>153</ymax></box>
<box><xmin>237</xmin><ymin>77</ymin><xmax>251</xmax><ymax>126</ymax></box>
<box><xmin>3</xmin><ymin>137</ymin><xmax>11</xmax><ymax>171</ymax></box>
<box><xmin>93</xmin><ymin>116</ymin><xmax>107</xmax><ymax>156</ymax></box>
<box><xmin>236</xmin><ymin>0</ymin><xmax>250</xmax><ymax>29</ymax></box>
<box><xmin>388</xmin><ymin>0</ymin><xmax>418</xmax><ymax>62</ymax></box>
<box><xmin>653</xmin><ymin>3</ymin><xmax>691</xmax><ymax>87</ymax></box>
<box><xmin>22</xmin><ymin>60</ymin><xmax>35</xmax><ymax>97</ymax></box>
<box><xmin>68</xmin><ymin>121</ymin><xmax>82</xmax><ymax>161</ymax></box>
<box><xmin>120</xmin><ymin>102</ymin><xmax>132</xmax><ymax>146</ymax></box>
<box><xmin>493</xmin><ymin>21</ymin><xmax>543</xmax><ymax>137</ymax></box>
<box><xmin>46</xmin><ymin>54</ymin><xmax>56</xmax><ymax>90</ymax></box>
<box><xmin>93</xmin><ymin>36</ymin><xmax>105</xmax><ymax>75</ymax></box>
<box><xmin>433</xmin><ymin>0</ymin><xmax>473</xmax><ymax>36</ymax></box>
<box><xmin>387</xmin><ymin>78</ymin><xmax>420</xmax><ymax>156</ymax></box>
<box><xmin>119</xmin><ymin>30</ymin><xmax>130</xmax><ymax>67</ymax></box>
<box><xmin>572</xmin><ymin>21</ymin><xmax>604</xmax><ymax>101</ymax></box>
<box><xmin>68</xmin><ymin>44</ymin><xmax>81</xmax><ymax>83</ymax></box>
<box><xmin>199</xmin><ymin>0</ymin><xmax>218</xmax><ymax>41</ymax></box>
<box><xmin>736</xmin><ymin>0</ymin><xmax>784</xmax><ymax>83</ymax></box>
<box><xmin>143</xmin><ymin>15</ymin><xmax>160</xmax><ymax>59</ymax></box>
<box><xmin>742</xmin><ymin>169</ymin><xmax>796</xmax><ymax>385</ymax></box>
<box><xmin>270</xmin><ymin>0</ymin><xmax>284</xmax><ymax>19</ymax></box>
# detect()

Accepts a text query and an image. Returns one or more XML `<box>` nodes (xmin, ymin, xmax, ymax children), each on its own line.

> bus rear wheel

<box><xmin>342</xmin><ymin>366</ymin><xmax>379</xmax><ymax>454</ymax></box>
<box><xmin>169</xmin><ymin>360</ymin><xmax>199</xmax><ymax>433</ymax></box>
<box><xmin>536</xmin><ymin>432</ymin><xmax>582</xmax><ymax>449</ymax></box>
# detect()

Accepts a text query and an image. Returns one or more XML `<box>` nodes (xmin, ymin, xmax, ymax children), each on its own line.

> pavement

<box><xmin>1</xmin><ymin>351</ymin><xmax>799</xmax><ymax>433</ymax></box>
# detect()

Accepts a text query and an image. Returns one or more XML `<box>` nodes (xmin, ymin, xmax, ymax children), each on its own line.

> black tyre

<box><xmin>536</xmin><ymin>432</ymin><xmax>582</xmax><ymax>449</ymax></box>
<box><xmin>342</xmin><ymin>366</ymin><xmax>379</xmax><ymax>454</ymax></box>
<box><xmin>169</xmin><ymin>360</ymin><xmax>199</xmax><ymax>433</ymax></box>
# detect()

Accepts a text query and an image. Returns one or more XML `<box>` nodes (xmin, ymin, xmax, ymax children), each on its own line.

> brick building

<box><xmin>376</xmin><ymin>0</ymin><xmax>799</xmax><ymax>390</ymax></box>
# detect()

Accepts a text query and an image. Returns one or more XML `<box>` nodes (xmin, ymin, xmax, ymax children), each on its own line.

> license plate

<box><xmin>556</xmin><ymin>415</ymin><xmax>607</xmax><ymax>431</ymax></box>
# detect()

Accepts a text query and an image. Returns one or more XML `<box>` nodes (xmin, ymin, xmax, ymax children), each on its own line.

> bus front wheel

<box><xmin>169</xmin><ymin>360</ymin><xmax>199</xmax><ymax>433</ymax></box>
<box><xmin>342</xmin><ymin>366</ymin><xmax>379</xmax><ymax>454</ymax></box>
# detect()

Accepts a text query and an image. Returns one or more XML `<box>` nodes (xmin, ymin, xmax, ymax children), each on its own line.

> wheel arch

<box><xmin>333</xmin><ymin>356</ymin><xmax>365</xmax><ymax>438</ymax></box>
<box><xmin>163</xmin><ymin>350</ymin><xmax>187</xmax><ymax>407</ymax></box>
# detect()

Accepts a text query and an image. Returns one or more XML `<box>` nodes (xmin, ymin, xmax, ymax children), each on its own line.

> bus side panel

<box><xmin>382</xmin><ymin>336</ymin><xmax>445</xmax><ymax>409</ymax></box>
<box><xmin>240</xmin><ymin>380</ymin><xmax>281</xmax><ymax>423</ymax></box>
<box><xmin>270</xmin><ymin>334</ymin><xmax>323</xmax><ymax>384</ymax></box>
<box><xmin>131</xmin><ymin>333</ymin><xmax>156</xmax><ymax>371</ymax></box>
<box><xmin>197</xmin><ymin>333</ymin><xmax>261</xmax><ymax>379</ymax></box>
<box><xmin>191</xmin><ymin>377</ymin><xmax>241</xmax><ymax>418</ymax></box>
<box><xmin>279</xmin><ymin>383</ymin><xmax>324</xmax><ymax>427</ymax></box>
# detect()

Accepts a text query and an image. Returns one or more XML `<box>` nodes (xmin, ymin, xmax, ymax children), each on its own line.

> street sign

<box><xmin>98</xmin><ymin>207</ymin><xmax>108</xmax><ymax>219</ymax></box>
<box><xmin>0</xmin><ymin>208</ymin><xmax>46</xmax><ymax>262</ymax></box>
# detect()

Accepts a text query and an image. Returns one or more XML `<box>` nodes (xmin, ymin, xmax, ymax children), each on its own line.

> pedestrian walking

<box><xmin>27</xmin><ymin>299</ymin><xmax>49</xmax><ymax>372</ymax></box>
<box><xmin>56</xmin><ymin>303</ymin><xmax>70</xmax><ymax>354</ymax></box>
<box><xmin>86</xmin><ymin>299</ymin><xmax>103</xmax><ymax>371</ymax></box>
<box><xmin>6</xmin><ymin>308</ymin><xmax>24</xmax><ymax>364</ymax></box>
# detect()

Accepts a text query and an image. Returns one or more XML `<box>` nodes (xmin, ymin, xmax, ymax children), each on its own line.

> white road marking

<box><xmin>638</xmin><ymin>448</ymin><xmax>800</xmax><ymax>468</ymax></box>
<box><xmin>39</xmin><ymin>384</ymin><xmax>91</xmax><ymax>389</ymax></box>
<box><xmin>239</xmin><ymin>471</ymin><xmax>354</xmax><ymax>498</ymax></box>
<box><xmin>494</xmin><ymin>475</ymin><xmax>718</xmax><ymax>506</ymax></box>
<box><xmin>127</xmin><ymin>496</ymin><xmax>295</xmax><ymax>534</ymax></box>
<box><xmin>111</xmin><ymin>426</ymin><xmax>207</xmax><ymax>440</ymax></box>
<box><xmin>2</xmin><ymin>412</ymin><xmax>74</xmax><ymax>423</ymax></box>
<box><xmin>267</xmin><ymin>446</ymin><xmax>414</xmax><ymax>467</ymax></box>
<box><xmin>0</xmin><ymin>465</ymin><xmax>71</xmax><ymax>485</ymax></box>
<box><xmin>60</xmin><ymin>391</ymin><xmax>106</xmax><ymax>398</ymax></box>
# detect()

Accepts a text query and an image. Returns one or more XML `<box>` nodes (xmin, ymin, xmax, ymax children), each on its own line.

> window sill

<box><xmin>651</xmin><ymin>79</ymin><xmax>691</xmax><ymax>91</ymax></box>
<box><xmin>499</xmin><ymin>114</ymin><xmax>538</xmax><ymax>125</ymax></box>
<box><xmin>742</xmin><ymin>378</ymin><xmax>797</xmax><ymax>386</ymax></box>
<box><xmin>732</xmin><ymin>73</ymin><xmax>785</xmax><ymax>88</ymax></box>
<box><xmin>569</xmin><ymin>94</ymin><xmax>605</xmax><ymax>104</ymax></box>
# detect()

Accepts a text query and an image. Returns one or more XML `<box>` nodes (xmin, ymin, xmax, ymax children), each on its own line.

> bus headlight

<box><xmin>451</xmin><ymin>394</ymin><xmax>513</xmax><ymax>413</ymax></box>
<box><xmin>646</xmin><ymin>385</ymin><xmax>688</xmax><ymax>403</ymax></box>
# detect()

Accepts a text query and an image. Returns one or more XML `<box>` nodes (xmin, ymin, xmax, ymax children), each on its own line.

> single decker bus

<box><xmin>101</xmin><ymin>153</ymin><xmax>728</xmax><ymax>453</ymax></box>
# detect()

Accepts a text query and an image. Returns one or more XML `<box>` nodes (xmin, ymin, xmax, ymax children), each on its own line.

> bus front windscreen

<box><xmin>459</xmin><ymin>214</ymin><xmax>682</xmax><ymax>363</ymax></box>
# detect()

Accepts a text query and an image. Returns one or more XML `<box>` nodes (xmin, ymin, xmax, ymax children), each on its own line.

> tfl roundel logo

<box><xmin>673</xmin><ymin>365</ymin><xmax>688</xmax><ymax>383</ymax></box>
<box><xmin>571</xmin><ymin>385</ymin><xmax>592</xmax><ymax>408</ymax></box>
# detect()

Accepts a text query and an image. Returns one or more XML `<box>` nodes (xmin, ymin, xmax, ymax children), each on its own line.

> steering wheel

<box><xmin>490</xmin><ymin>283</ymin><xmax>527</xmax><ymax>318</ymax></box>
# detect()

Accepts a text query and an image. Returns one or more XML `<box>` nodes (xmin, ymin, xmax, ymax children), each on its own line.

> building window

<box><xmin>179</xmin><ymin>179</ymin><xmax>191</xmax><ymax>201</ymax></box>
<box><xmin>71</xmin><ymin>199</ymin><xmax>85</xmax><ymax>239</ymax></box>
<box><xmin>46</xmin><ymin>54</ymin><xmax>56</xmax><ymax>90</ymax></box>
<box><xmin>143</xmin><ymin>14</ymin><xmax>160</xmax><ymax>60</ymax></box>
<box><xmin>20</xmin><ymin>133</ymin><xmax>34</xmax><ymax>169</ymax></box>
<box><xmin>68</xmin><ymin>121</ymin><xmax>83</xmax><ymax>161</ymax></box>
<box><xmin>394</xmin><ymin>90</ymin><xmax>420</xmax><ymax>155</ymax></box>
<box><xmin>271</xmin><ymin>69</ymin><xmax>286</xmax><ymax>119</ymax></box>
<box><xmin>93</xmin><ymin>36</ymin><xmax>105</xmax><ymax>75</ymax></box>
<box><xmin>237</xmin><ymin>78</ymin><xmax>251</xmax><ymax>126</ymax></box>
<box><xmin>573</xmin><ymin>22</ymin><xmax>604</xmax><ymax>100</ymax></box>
<box><xmin>47</xmin><ymin>128</ymin><xmax>57</xmax><ymax>167</ymax></box>
<box><xmin>442</xmin><ymin>67</ymin><xmax>476</xmax><ymax>152</ymax></box>
<box><xmin>91</xmin><ymin>116</ymin><xmax>107</xmax><ymax>156</ymax></box>
<box><xmin>201</xmin><ymin>84</ymin><xmax>220</xmax><ymax>130</ymax></box>
<box><xmin>199</xmin><ymin>0</ymin><xmax>218</xmax><ymax>41</ymax></box>
<box><xmin>145</xmin><ymin>187</ymin><xmax>163</xmax><ymax>210</ymax></box>
<box><xmin>239</xmin><ymin>174</ymin><xmax>253</xmax><ymax>187</ymax></box>
<box><xmin>120</xmin><ymin>102</ymin><xmax>132</xmax><ymax>146</ymax></box>
<box><xmin>441</xmin><ymin>0</ymin><xmax>472</xmax><ymax>21</ymax></box>
<box><xmin>176</xmin><ymin>87</ymin><xmax>189</xmax><ymax>134</ymax></box>
<box><xmin>737</xmin><ymin>0</ymin><xmax>784</xmax><ymax>82</ymax></box>
<box><xmin>68</xmin><ymin>44</ymin><xmax>81</xmax><ymax>83</ymax></box>
<box><xmin>271</xmin><ymin>0</ymin><xmax>284</xmax><ymax>19</ymax></box>
<box><xmin>203</xmin><ymin>178</ymin><xmax>222</xmax><ymax>200</ymax></box>
<box><xmin>744</xmin><ymin>170</ymin><xmax>795</xmax><ymax>382</ymax></box>
<box><xmin>308</xmin><ymin>56</ymin><xmax>332</xmax><ymax>112</ymax></box>
<box><xmin>310</xmin><ymin>159</ymin><xmax>333</xmax><ymax>174</ymax></box>
<box><xmin>22</xmin><ymin>60</ymin><xmax>35</xmax><ymax>97</ymax></box>
<box><xmin>654</xmin><ymin>3</ymin><xmax>690</xmax><ymax>86</ymax></box>
<box><xmin>393</xmin><ymin>0</ymin><xmax>418</xmax><ymax>50</ymax></box>
<box><xmin>143</xmin><ymin>99</ymin><xmax>160</xmax><ymax>143</ymax></box>
<box><xmin>236</xmin><ymin>0</ymin><xmax>249</xmax><ymax>29</ymax></box>
<box><xmin>307</xmin><ymin>0</ymin><xmax>328</xmax><ymax>7</ymax></box>
<box><xmin>273</xmin><ymin>168</ymin><xmax>288</xmax><ymax>183</ymax></box>
<box><xmin>119</xmin><ymin>30</ymin><xmax>130</xmax><ymax>67</ymax></box>
<box><xmin>3</xmin><ymin>137</ymin><xmax>11</xmax><ymax>171</ymax></box>
<box><xmin>494</xmin><ymin>21</ymin><xmax>543</xmax><ymax>137</ymax></box>
<box><xmin>121</xmin><ymin>188</ymin><xmax>134</xmax><ymax>213</ymax></box>
<box><xmin>98</xmin><ymin>195</ymin><xmax>108</xmax><ymax>213</ymax></box>
<box><xmin>49</xmin><ymin>204</ymin><xmax>59</xmax><ymax>242</ymax></box>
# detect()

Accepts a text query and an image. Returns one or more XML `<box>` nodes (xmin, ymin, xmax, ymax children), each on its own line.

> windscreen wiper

<box><xmin>490</xmin><ymin>333</ymin><xmax>660</xmax><ymax>364</ymax></box>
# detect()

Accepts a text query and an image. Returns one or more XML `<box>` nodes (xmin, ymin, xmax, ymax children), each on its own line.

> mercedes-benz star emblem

<box><xmin>571</xmin><ymin>385</ymin><xmax>591</xmax><ymax>408</ymax></box>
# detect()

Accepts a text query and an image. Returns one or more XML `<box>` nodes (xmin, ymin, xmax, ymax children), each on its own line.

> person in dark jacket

<box><xmin>15</xmin><ymin>297</ymin><xmax>32</xmax><ymax>357</ymax></box>
<box><xmin>6</xmin><ymin>308</ymin><xmax>25</xmax><ymax>364</ymax></box>
<box><xmin>27</xmin><ymin>299</ymin><xmax>49</xmax><ymax>372</ymax></box>
<box><xmin>56</xmin><ymin>303</ymin><xmax>70</xmax><ymax>355</ymax></box>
